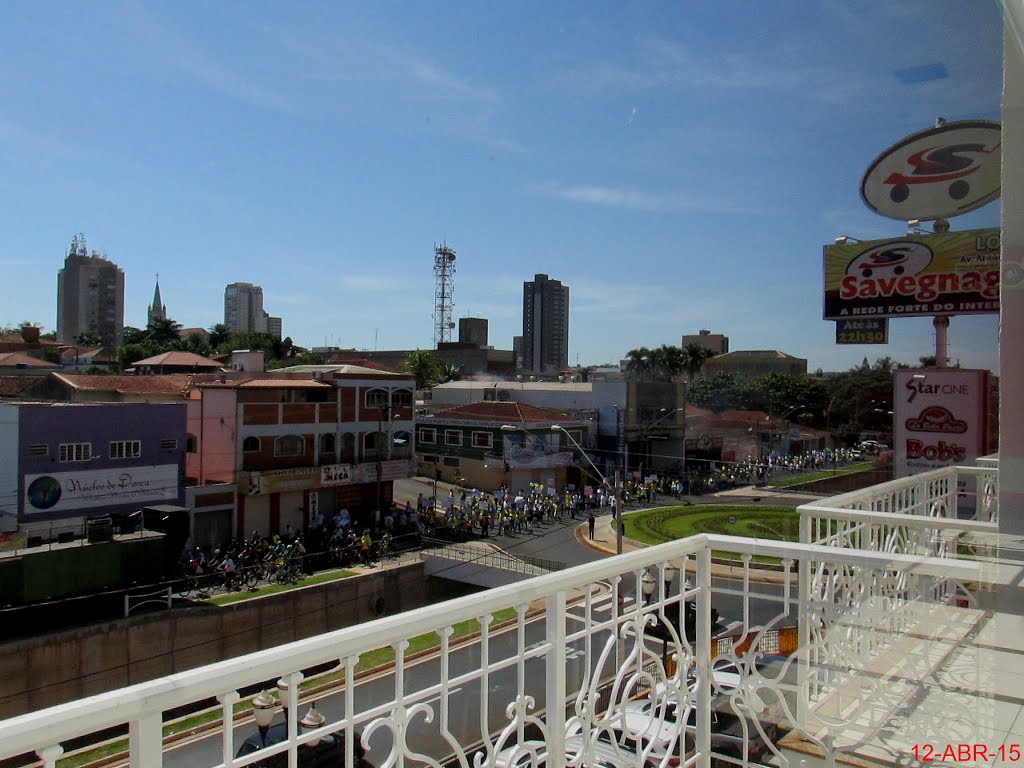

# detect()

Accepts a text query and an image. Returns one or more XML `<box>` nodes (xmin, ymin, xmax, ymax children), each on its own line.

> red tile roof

<box><xmin>430</xmin><ymin>401</ymin><xmax>572</xmax><ymax>423</ymax></box>
<box><xmin>0</xmin><ymin>376</ymin><xmax>41</xmax><ymax>397</ymax></box>
<box><xmin>133</xmin><ymin>351</ymin><xmax>224</xmax><ymax>368</ymax></box>
<box><xmin>238</xmin><ymin>379</ymin><xmax>331</xmax><ymax>389</ymax></box>
<box><xmin>0</xmin><ymin>352</ymin><xmax>58</xmax><ymax>368</ymax></box>
<box><xmin>54</xmin><ymin>373</ymin><xmax>194</xmax><ymax>395</ymax></box>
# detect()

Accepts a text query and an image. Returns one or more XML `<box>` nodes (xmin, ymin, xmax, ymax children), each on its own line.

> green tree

<box><xmin>146</xmin><ymin>317</ymin><xmax>181</xmax><ymax>345</ymax></box>
<box><xmin>624</xmin><ymin>347</ymin><xmax>655</xmax><ymax>381</ymax></box>
<box><xmin>177</xmin><ymin>332</ymin><xmax>213</xmax><ymax>357</ymax></box>
<box><xmin>403</xmin><ymin>350</ymin><xmax>442</xmax><ymax>389</ymax></box>
<box><xmin>122</xmin><ymin>326</ymin><xmax>148</xmax><ymax>345</ymax></box>
<box><xmin>74</xmin><ymin>332</ymin><xmax>103</xmax><ymax>346</ymax></box>
<box><xmin>681</xmin><ymin>343</ymin><xmax>714</xmax><ymax>383</ymax></box>
<box><xmin>208</xmin><ymin>323</ymin><xmax>231</xmax><ymax>350</ymax></box>
<box><xmin>438</xmin><ymin>361</ymin><xmax>463</xmax><ymax>384</ymax></box>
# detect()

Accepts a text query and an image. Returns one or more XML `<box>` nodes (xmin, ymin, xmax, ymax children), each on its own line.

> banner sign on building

<box><xmin>894</xmin><ymin>369</ymin><xmax>989</xmax><ymax>479</ymax></box>
<box><xmin>244</xmin><ymin>467</ymin><xmax>320</xmax><ymax>496</ymax></box>
<box><xmin>823</xmin><ymin>228</ymin><xmax>1000</xmax><ymax>320</ymax></box>
<box><xmin>321</xmin><ymin>463</ymin><xmax>353</xmax><ymax>487</ymax></box>
<box><xmin>835</xmin><ymin>318</ymin><xmax>889</xmax><ymax>344</ymax></box>
<box><xmin>23</xmin><ymin>465</ymin><xmax>180</xmax><ymax>514</ymax></box>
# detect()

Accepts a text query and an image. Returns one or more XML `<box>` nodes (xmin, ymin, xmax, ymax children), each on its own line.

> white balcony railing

<box><xmin>0</xmin><ymin>533</ymin><xmax>982</xmax><ymax>768</ymax></box>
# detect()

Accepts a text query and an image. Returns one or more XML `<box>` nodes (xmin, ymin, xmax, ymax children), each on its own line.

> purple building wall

<box><xmin>15</xmin><ymin>402</ymin><xmax>186</xmax><ymax>526</ymax></box>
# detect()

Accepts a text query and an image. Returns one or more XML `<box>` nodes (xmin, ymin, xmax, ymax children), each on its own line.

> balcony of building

<box><xmin>0</xmin><ymin>456</ymin><xmax>1015</xmax><ymax>768</ymax></box>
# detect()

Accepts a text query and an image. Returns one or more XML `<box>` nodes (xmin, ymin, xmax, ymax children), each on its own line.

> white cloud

<box><xmin>540</xmin><ymin>183</ymin><xmax>746</xmax><ymax>214</ymax></box>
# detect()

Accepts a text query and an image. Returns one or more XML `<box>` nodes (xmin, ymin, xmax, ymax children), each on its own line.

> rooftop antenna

<box><xmin>433</xmin><ymin>242</ymin><xmax>457</xmax><ymax>348</ymax></box>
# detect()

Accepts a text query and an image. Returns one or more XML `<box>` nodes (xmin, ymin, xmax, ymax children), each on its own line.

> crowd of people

<box><xmin>179</xmin><ymin>447</ymin><xmax>868</xmax><ymax>588</ymax></box>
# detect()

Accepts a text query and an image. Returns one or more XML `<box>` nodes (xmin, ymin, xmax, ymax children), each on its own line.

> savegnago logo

<box><xmin>841</xmin><ymin>268</ymin><xmax>999</xmax><ymax>302</ymax></box>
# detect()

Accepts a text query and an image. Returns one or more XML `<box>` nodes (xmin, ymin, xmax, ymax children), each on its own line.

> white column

<box><xmin>1000</xmin><ymin>9</ymin><xmax>1024</xmax><ymax>620</ymax></box>
<box><xmin>1001</xmin><ymin>8</ymin><xmax>1024</xmax><ymax>537</ymax></box>
<box><xmin>128</xmin><ymin>713</ymin><xmax>162</xmax><ymax>768</ymax></box>
<box><xmin>545</xmin><ymin>590</ymin><xmax>567</xmax><ymax>764</ymax></box>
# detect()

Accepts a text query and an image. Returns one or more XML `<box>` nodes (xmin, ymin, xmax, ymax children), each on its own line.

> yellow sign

<box><xmin>823</xmin><ymin>228</ymin><xmax>999</xmax><ymax>320</ymax></box>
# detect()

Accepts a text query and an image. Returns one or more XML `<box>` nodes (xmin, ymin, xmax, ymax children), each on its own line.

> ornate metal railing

<box><xmin>0</xmin><ymin>534</ymin><xmax>980</xmax><ymax>768</ymax></box>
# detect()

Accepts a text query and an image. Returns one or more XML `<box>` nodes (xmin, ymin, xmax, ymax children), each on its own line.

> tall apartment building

<box><xmin>521</xmin><ymin>273</ymin><xmax>569</xmax><ymax>372</ymax></box>
<box><xmin>56</xmin><ymin>238</ymin><xmax>125</xmax><ymax>347</ymax></box>
<box><xmin>224</xmin><ymin>282</ymin><xmax>282</xmax><ymax>339</ymax></box>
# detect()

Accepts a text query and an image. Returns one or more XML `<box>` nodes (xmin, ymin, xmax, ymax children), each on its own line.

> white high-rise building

<box><xmin>223</xmin><ymin>282</ymin><xmax>280</xmax><ymax>338</ymax></box>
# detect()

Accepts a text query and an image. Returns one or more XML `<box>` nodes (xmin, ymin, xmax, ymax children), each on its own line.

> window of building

<box><xmin>392</xmin><ymin>430</ymin><xmax>412</xmax><ymax>457</ymax></box>
<box><xmin>340</xmin><ymin>433</ymin><xmax>355</xmax><ymax>462</ymax></box>
<box><xmin>567</xmin><ymin>430</ymin><xmax>583</xmax><ymax>448</ymax></box>
<box><xmin>274</xmin><ymin>435</ymin><xmax>305</xmax><ymax>457</ymax></box>
<box><xmin>421</xmin><ymin>454</ymin><xmax>438</xmax><ymax>464</ymax></box>
<box><xmin>471</xmin><ymin>431</ymin><xmax>493</xmax><ymax>449</ymax></box>
<box><xmin>242</xmin><ymin>436</ymin><xmax>261</xmax><ymax>453</ymax></box>
<box><xmin>160</xmin><ymin>438</ymin><xmax>178</xmax><ymax>450</ymax></box>
<box><xmin>442</xmin><ymin>456</ymin><xmax>460</xmax><ymax>468</ymax></box>
<box><xmin>365</xmin><ymin>388</ymin><xmax>389</xmax><ymax>408</ymax></box>
<box><xmin>418</xmin><ymin>427</ymin><xmax>436</xmax><ymax>444</ymax></box>
<box><xmin>320</xmin><ymin>434</ymin><xmax>336</xmax><ymax>454</ymax></box>
<box><xmin>109</xmin><ymin>440</ymin><xmax>141</xmax><ymax>459</ymax></box>
<box><xmin>392</xmin><ymin>389</ymin><xmax>413</xmax><ymax>406</ymax></box>
<box><xmin>185</xmin><ymin>434</ymin><xmax>197</xmax><ymax>453</ymax></box>
<box><xmin>28</xmin><ymin>444</ymin><xmax>48</xmax><ymax>456</ymax></box>
<box><xmin>363</xmin><ymin>431</ymin><xmax>385</xmax><ymax>458</ymax></box>
<box><xmin>59</xmin><ymin>442</ymin><xmax>92</xmax><ymax>462</ymax></box>
<box><xmin>444</xmin><ymin>429</ymin><xmax>462</xmax><ymax>447</ymax></box>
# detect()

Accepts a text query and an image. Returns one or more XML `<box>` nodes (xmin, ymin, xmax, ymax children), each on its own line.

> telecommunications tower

<box><xmin>433</xmin><ymin>243</ymin><xmax>457</xmax><ymax>348</ymax></box>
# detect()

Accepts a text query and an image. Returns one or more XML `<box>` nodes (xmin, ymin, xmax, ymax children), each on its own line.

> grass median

<box><xmin>623</xmin><ymin>504</ymin><xmax>800</xmax><ymax>561</ymax></box>
<box><xmin>767</xmin><ymin>461</ymin><xmax>874</xmax><ymax>489</ymax></box>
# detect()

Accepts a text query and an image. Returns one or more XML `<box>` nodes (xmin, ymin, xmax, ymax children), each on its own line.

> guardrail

<box><xmin>0</xmin><ymin>533</ymin><xmax>980</xmax><ymax>768</ymax></box>
<box><xmin>421</xmin><ymin>537</ymin><xmax>568</xmax><ymax>575</ymax></box>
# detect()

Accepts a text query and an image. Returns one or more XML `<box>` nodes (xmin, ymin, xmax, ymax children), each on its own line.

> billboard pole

<box><xmin>934</xmin><ymin>315</ymin><xmax>950</xmax><ymax>367</ymax></box>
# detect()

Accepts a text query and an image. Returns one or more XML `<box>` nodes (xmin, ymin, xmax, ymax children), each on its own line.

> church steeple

<box><xmin>148</xmin><ymin>274</ymin><xmax>167</xmax><ymax>325</ymax></box>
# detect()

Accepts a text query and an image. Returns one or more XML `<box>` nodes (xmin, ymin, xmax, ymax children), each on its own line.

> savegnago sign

<box><xmin>23</xmin><ymin>465</ymin><xmax>179</xmax><ymax>514</ymax></box>
<box><xmin>823</xmin><ymin>228</ymin><xmax>1000</xmax><ymax>320</ymax></box>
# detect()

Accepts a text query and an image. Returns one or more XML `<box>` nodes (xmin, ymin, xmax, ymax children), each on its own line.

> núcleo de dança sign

<box><xmin>23</xmin><ymin>465</ymin><xmax>179</xmax><ymax>514</ymax></box>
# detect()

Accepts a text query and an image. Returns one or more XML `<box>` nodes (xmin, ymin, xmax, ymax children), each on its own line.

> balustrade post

<box><xmin>217</xmin><ymin>691</ymin><xmax>240</xmax><ymax>767</ymax></box>
<box><xmin>545</xmin><ymin>590</ymin><xmax>567</xmax><ymax>764</ymax></box>
<box><xmin>695</xmin><ymin>547</ymin><xmax>712</xmax><ymax>768</ymax></box>
<box><xmin>36</xmin><ymin>745</ymin><xmax>63</xmax><ymax>768</ymax></box>
<box><xmin>797</xmin><ymin>545</ymin><xmax>811</xmax><ymax>730</ymax></box>
<box><xmin>129</xmin><ymin>713</ymin><xmax>162</xmax><ymax>768</ymax></box>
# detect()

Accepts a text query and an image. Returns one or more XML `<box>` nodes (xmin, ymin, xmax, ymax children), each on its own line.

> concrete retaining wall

<box><xmin>0</xmin><ymin>563</ymin><xmax>471</xmax><ymax>719</ymax></box>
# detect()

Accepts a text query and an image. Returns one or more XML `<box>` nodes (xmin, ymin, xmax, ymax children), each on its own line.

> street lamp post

<box><xmin>549</xmin><ymin>424</ymin><xmax>623</xmax><ymax>555</ymax></box>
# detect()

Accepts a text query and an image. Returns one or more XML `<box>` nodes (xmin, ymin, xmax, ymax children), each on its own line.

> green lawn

<box><xmin>624</xmin><ymin>504</ymin><xmax>800</xmax><ymax>559</ymax></box>
<box><xmin>767</xmin><ymin>461</ymin><xmax>874</xmax><ymax>489</ymax></box>
<box><xmin>202</xmin><ymin>569</ymin><xmax>357</xmax><ymax>605</ymax></box>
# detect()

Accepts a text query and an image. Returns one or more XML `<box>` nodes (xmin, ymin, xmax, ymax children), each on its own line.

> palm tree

<box><xmin>146</xmin><ymin>317</ymin><xmax>181</xmax><ymax>345</ymax></box>
<box><xmin>438</xmin><ymin>361</ymin><xmax>463</xmax><ymax>384</ymax></box>
<box><xmin>208</xmin><ymin>323</ymin><xmax>231</xmax><ymax>350</ymax></box>
<box><xmin>681</xmin><ymin>343</ymin><xmax>714</xmax><ymax>384</ymax></box>
<box><xmin>624</xmin><ymin>347</ymin><xmax>654</xmax><ymax>381</ymax></box>
<box><xmin>403</xmin><ymin>350</ymin><xmax>441</xmax><ymax>389</ymax></box>
<box><xmin>655</xmin><ymin>344</ymin><xmax>685</xmax><ymax>379</ymax></box>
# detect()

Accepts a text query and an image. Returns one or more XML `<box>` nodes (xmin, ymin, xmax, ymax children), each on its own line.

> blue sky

<box><xmin>0</xmin><ymin>1</ymin><xmax>1003</xmax><ymax>372</ymax></box>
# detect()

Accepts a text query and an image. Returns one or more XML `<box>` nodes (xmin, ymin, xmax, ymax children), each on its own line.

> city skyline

<box><xmin>0</xmin><ymin>2</ymin><xmax>1003</xmax><ymax>372</ymax></box>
